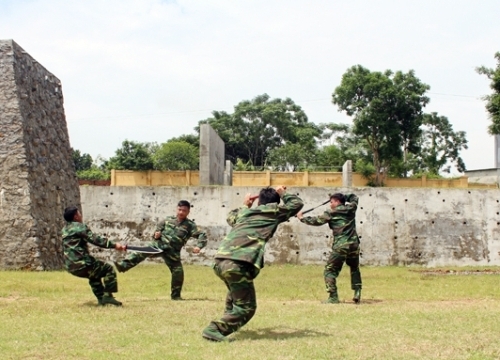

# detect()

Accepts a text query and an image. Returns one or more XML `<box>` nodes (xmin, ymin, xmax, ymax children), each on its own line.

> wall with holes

<box><xmin>80</xmin><ymin>186</ymin><xmax>500</xmax><ymax>267</ymax></box>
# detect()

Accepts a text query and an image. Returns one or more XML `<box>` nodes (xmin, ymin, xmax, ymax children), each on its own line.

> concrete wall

<box><xmin>81</xmin><ymin>186</ymin><xmax>500</xmax><ymax>267</ymax></box>
<box><xmin>465</xmin><ymin>168</ymin><xmax>500</xmax><ymax>186</ymax></box>
<box><xmin>110</xmin><ymin>169</ymin><xmax>475</xmax><ymax>188</ymax></box>
<box><xmin>0</xmin><ymin>40</ymin><xmax>80</xmax><ymax>270</ymax></box>
<box><xmin>199</xmin><ymin>124</ymin><xmax>225</xmax><ymax>185</ymax></box>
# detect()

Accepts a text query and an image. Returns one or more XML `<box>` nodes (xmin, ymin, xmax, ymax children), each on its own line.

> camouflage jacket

<box><xmin>300</xmin><ymin>194</ymin><xmax>360</xmax><ymax>248</ymax></box>
<box><xmin>61</xmin><ymin>221</ymin><xmax>116</xmax><ymax>273</ymax></box>
<box><xmin>154</xmin><ymin>216</ymin><xmax>207</xmax><ymax>256</ymax></box>
<box><xmin>215</xmin><ymin>193</ymin><xmax>304</xmax><ymax>274</ymax></box>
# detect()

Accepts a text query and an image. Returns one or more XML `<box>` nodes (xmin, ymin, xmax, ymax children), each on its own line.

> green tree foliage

<box><xmin>387</xmin><ymin>153</ymin><xmax>421</xmax><ymax>178</ymax></box>
<box><xmin>476</xmin><ymin>52</ymin><xmax>500</xmax><ymax>134</ymax></box>
<box><xmin>71</xmin><ymin>149</ymin><xmax>93</xmax><ymax>171</ymax></box>
<box><xmin>332</xmin><ymin>65</ymin><xmax>430</xmax><ymax>185</ymax></box>
<box><xmin>77</xmin><ymin>167</ymin><xmax>110</xmax><ymax>181</ymax></box>
<box><xmin>73</xmin><ymin>152</ymin><xmax>111</xmax><ymax>180</ymax></box>
<box><xmin>392</xmin><ymin>71</ymin><xmax>430</xmax><ymax>172</ymax></box>
<box><xmin>417</xmin><ymin>112</ymin><xmax>468</xmax><ymax>174</ymax></box>
<box><xmin>355</xmin><ymin>159</ymin><xmax>376</xmax><ymax>185</ymax></box>
<box><xmin>167</xmin><ymin>134</ymin><xmax>199</xmax><ymax>149</ymax></box>
<box><xmin>317</xmin><ymin>123</ymin><xmax>371</xmax><ymax>171</ymax></box>
<box><xmin>267</xmin><ymin>143</ymin><xmax>314</xmax><ymax>171</ymax></box>
<box><xmin>314</xmin><ymin>145</ymin><xmax>343</xmax><ymax>171</ymax></box>
<box><xmin>233</xmin><ymin>158</ymin><xmax>255</xmax><ymax>171</ymax></box>
<box><xmin>198</xmin><ymin>94</ymin><xmax>321</xmax><ymax>167</ymax></box>
<box><xmin>107</xmin><ymin>140</ymin><xmax>154</xmax><ymax>170</ymax></box>
<box><xmin>153</xmin><ymin>141</ymin><xmax>199</xmax><ymax>170</ymax></box>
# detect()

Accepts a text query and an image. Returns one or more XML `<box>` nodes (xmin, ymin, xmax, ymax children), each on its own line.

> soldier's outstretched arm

<box><xmin>81</xmin><ymin>224</ymin><xmax>117</xmax><ymax>249</ymax></box>
<box><xmin>276</xmin><ymin>191</ymin><xmax>304</xmax><ymax>222</ymax></box>
<box><xmin>299</xmin><ymin>211</ymin><xmax>332</xmax><ymax>226</ymax></box>
<box><xmin>191</xmin><ymin>224</ymin><xmax>207</xmax><ymax>249</ymax></box>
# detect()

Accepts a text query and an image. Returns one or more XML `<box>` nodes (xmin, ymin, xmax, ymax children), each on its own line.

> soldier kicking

<box><xmin>114</xmin><ymin>200</ymin><xmax>207</xmax><ymax>300</ymax></box>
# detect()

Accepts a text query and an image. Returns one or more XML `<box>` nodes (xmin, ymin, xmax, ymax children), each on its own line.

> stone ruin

<box><xmin>0</xmin><ymin>40</ymin><xmax>80</xmax><ymax>270</ymax></box>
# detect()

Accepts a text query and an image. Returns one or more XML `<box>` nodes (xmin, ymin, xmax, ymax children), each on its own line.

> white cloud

<box><xmin>1</xmin><ymin>0</ymin><xmax>499</xmax><ymax>171</ymax></box>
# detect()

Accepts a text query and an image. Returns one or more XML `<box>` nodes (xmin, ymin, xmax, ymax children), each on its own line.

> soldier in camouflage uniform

<box><xmin>61</xmin><ymin>206</ymin><xmax>126</xmax><ymax>306</ymax></box>
<box><xmin>297</xmin><ymin>193</ymin><xmax>362</xmax><ymax>304</ymax></box>
<box><xmin>202</xmin><ymin>186</ymin><xmax>303</xmax><ymax>342</ymax></box>
<box><xmin>115</xmin><ymin>200</ymin><xmax>207</xmax><ymax>300</ymax></box>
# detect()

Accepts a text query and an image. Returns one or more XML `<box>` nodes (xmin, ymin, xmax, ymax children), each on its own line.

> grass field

<box><xmin>1</xmin><ymin>264</ymin><xmax>500</xmax><ymax>360</ymax></box>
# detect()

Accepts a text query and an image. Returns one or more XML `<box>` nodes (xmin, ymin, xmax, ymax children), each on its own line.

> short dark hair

<box><xmin>177</xmin><ymin>200</ymin><xmax>191</xmax><ymax>208</ymax></box>
<box><xmin>64</xmin><ymin>206</ymin><xmax>79</xmax><ymax>222</ymax></box>
<box><xmin>330</xmin><ymin>193</ymin><xmax>346</xmax><ymax>204</ymax></box>
<box><xmin>259</xmin><ymin>187</ymin><xmax>280</xmax><ymax>205</ymax></box>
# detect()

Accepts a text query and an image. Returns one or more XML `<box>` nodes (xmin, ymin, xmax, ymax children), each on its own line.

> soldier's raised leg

<box><xmin>115</xmin><ymin>251</ymin><xmax>150</xmax><ymax>273</ymax></box>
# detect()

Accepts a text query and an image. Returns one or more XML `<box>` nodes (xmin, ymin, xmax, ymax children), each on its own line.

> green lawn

<box><xmin>1</xmin><ymin>265</ymin><xmax>499</xmax><ymax>360</ymax></box>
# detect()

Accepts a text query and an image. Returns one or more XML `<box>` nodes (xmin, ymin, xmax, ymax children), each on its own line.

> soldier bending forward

<box><xmin>202</xmin><ymin>186</ymin><xmax>303</xmax><ymax>342</ymax></box>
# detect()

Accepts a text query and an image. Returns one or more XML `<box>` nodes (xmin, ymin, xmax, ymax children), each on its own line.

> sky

<box><xmin>1</xmin><ymin>0</ymin><xmax>499</xmax><ymax>173</ymax></box>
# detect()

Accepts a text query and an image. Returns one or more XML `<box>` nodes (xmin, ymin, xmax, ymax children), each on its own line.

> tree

<box><xmin>167</xmin><ymin>134</ymin><xmax>199</xmax><ymax>149</ymax></box>
<box><xmin>314</xmin><ymin>145</ymin><xmax>343</xmax><ymax>171</ymax></box>
<box><xmin>77</xmin><ymin>167</ymin><xmax>110</xmax><ymax>181</ymax></box>
<box><xmin>153</xmin><ymin>141</ymin><xmax>199</xmax><ymax>170</ymax></box>
<box><xmin>197</xmin><ymin>94</ymin><xmax>321</xmax><ymax>167</ymax></box>
<box><xmin>233</xmin><ymin>158</ymin><xmax>255</xmax><ymax>171</ymax></box>
<box><xmin>107</xmin><ymin>140</ymin><xmax>154</xmax><ymax>170</ymax></box>
<box><xmin>72</xmin><ymin>149</ymin><xmax>93</xmax><ymax>171</ymax></box>
<box><xmin>267</xmin><ymin>143</ymin><xmax>315</xmax><ymax>171</ymax></box>
<box><xmin>332</xmin><ymin>65</ymin><xmax>430</xmax><ymax>185</ymax></box>
<box><xmin>476</xmin><ymin>52</ymin><xmax>500</xmax><ymax>134</ymax></box>
<box><xmin>392</xmin><ymin>71</ymin><xmax>430</xmax><ymax>176</ymax></box>
<box><xmin>317</xmin><ymin>123</ymin><xmax>371</xmax><ymax>171</ymax></box>
<box><xmin>416</xmin><ymin>112</ymin><xmax>468</xmax><ymax>174</ymax></box>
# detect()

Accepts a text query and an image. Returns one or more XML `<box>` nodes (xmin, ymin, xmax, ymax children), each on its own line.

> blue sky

<box><xmin>1</xmin><ymin>0</ymin><xmax>499</xmax><ymax>173</ymax></box>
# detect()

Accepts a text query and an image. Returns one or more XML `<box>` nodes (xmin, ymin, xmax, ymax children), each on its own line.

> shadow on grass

<box><xmin>235</xmin><ymin>327</ymin><xmax>328</xmax><ymax>341</ymax></box>
<box><xmin>123</xmin><ymin>297</ymin><xmax>213</xmax><ymax>303</ymax></box>
<box><xmin>342</xmin><ymin>299</ymin><xmax>383</xmax><ymax>305</ymax></box>
<box><xmin>83</xmin><ymin>300</ymin><xmax>99</xmax><ymax>307</ymax></box>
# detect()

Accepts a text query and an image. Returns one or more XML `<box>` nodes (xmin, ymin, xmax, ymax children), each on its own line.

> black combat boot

<box><xmin>322</xmin><ymin>292</ymin><xmax>340</xmax><ymax>304</ymax></box>
<box><xmin>353</xmin><ymin>288</ymin><xmax>361</xmax><ymax>304</ymax></box>
<box><xmin>99</xmin><ymin>293</ymin><xmax>122</xmax><ymax>306</ymax></box>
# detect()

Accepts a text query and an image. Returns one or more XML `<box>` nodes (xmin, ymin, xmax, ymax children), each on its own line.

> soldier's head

<box><xmin>258</xmin><ymin>187</ymin><xmax>280</xmax><ymax>205</ymax></box>
<box><xmin>329</xmin><ymin>193</ymin><xmax>346</xmax><ymax>209</ymax></box>
<box><xmin>176</xmin><ymin>200</ymin><xmax>191</xmax><ymax>221</ymax></box>
<box><xmin>64</xmin><ymin>206</ymin><xmax>82</xmax><ymax>223</ymax></box>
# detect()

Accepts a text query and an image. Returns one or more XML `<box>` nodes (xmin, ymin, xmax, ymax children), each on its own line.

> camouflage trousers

<box><xmin>70</xmin><ymin>259</ymin><xmax>118</xmax><ymax>300</ymax></box>
<box><xmin>117</xmin><ymin>250</ymin><xmax>184</xmax><ymax>299</ymax></box>
<box><xmin>325</xmin><ymin>242</ymin><xmax>362</xmax><ymax>294</ymax></box>
<box><xmin>208</xmin><ymin>259</ymin><xmax>257</xmax><ymax>336</ymax></box>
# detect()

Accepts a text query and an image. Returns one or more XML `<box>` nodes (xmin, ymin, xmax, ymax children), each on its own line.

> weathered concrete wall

<box><xmin>465</xmin><ymin>168</ymin><xmax>500</xmax><ymax>185</ymax></box>
<box><xmin>81</xmin><ymin>186</ymin><xmax>500</xmax><ymax>267</ymax></box>
<box><xmin>0</xmin><ymin>40</ymin><xmax>80</xmax><ymax>270</ymax></box>
<box><xmin>199</xmin><ymin>124</ymin><xmax>225</xmax><ymax>185</ymax></box>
